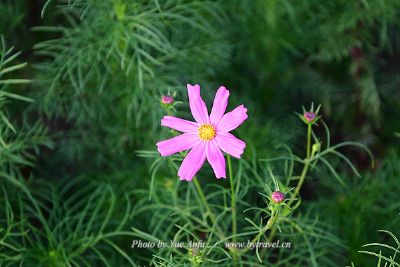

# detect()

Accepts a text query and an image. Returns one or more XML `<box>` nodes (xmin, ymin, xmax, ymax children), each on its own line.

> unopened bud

<box><xmin>161</xmin><ymin>95</ymin><xmax>174</xmax><ymax>105</ymax></box>
<box><xmin>304</xmin><ymin>112</ymin><xmax>316</xmax><ymax>122</ymax></box>
<box><xmin>271</xmin><ymin>191</ymin><xmax>285</xmax><ymax>204</ymax></box>
<box><xmin>312</xmin><ymin>142</ymin><xmax>321</xmax><ymax>154</ymax></box>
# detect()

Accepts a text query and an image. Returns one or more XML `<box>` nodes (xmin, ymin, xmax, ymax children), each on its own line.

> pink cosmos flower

<box><xmin>156</xmin><ymin>84</ymin><xmax>248</xmax><ymax>181</ymax></box>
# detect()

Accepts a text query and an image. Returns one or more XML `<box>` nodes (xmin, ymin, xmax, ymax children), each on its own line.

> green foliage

<box><xmin>0</xmin><ymin>176</ymin><xmax>135</xmax><ymax>266</ymax></box>
<box><xmin>131</xmin><ymin>155</ymin><xmax>345</xmax><ymax>266</ymax></box>
<box><xmin>227</xmin><ymin>0</ymin><xmax>400</xmax><ymax>127</ymax></box>
<box><xmin>306</xmin><ymin>150</ymin><xmax>400</xmax><ymax>266</ymax></box>
<box><xmin>0</xmin><ymin>0</ymin><xmax>25</xmax><ymax>36</ymax></box>
<box><xmin>0</xmin><ymin>37</ymin><xmax>136</xmax><ymax>267</ymax></box>
<box><xmin>357</xmin><ymin>230</ymin><xmax>400</xmax><ymax>267</ymax></box>
<box><xmin>0</xmin><ymin>0</ymin><xmax>399</xmax><ymax>266</ymax></box>
<box><xmin>0</xmin><ymin>37</ymin><xmax>51</xmax><ymax>176</ymax></box>
<box><xmin>135</xmin><ymin>104</ymin><xmax>373</xmax><ymax>266</ymax></box>
<box><xmin>33</xmin><ymin>0</ymin><xmax>229</xmax><ymax>168</ymax></box>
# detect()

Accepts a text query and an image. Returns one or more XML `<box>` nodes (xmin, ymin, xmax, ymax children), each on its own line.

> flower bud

<box><xmin>271</xmin><ymin>191</ymin><xmax>285</xmax><ymax>204</ymax></box>
<box><xmin>304</xmin><ymin>111</ymin><xmax>316</xmax><ymax>122</ymax></box>
<box><xmin>312</xmin><ymin>142</ymin><xmax>321</xmax><ymax>154</ymax></box>
<box><xmin>161</xmin><ymin>95</ymin><xmax>174</xmax><ymax>105</ymax></box>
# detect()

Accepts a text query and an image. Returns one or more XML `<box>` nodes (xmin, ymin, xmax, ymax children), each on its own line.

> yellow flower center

<box><xmin>198</xmin><ymin>124</ymin><xmax>216</xmax><ymax>141</ymax></box>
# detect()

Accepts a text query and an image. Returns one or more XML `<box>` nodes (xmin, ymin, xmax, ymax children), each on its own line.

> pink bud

<box><xmin>271</xmin><ymin>191</ymin><xmax>285</xmax><ymax>203</ymax></box>
<box><xmin>161</xmin><ymin>95</ymin><xmax>174</xmax><ymax>104</ymax></box>
<box><xmin>304</xmin><ymin>112</ymin><xmax>316</xmax><ymax>122</ymax></box>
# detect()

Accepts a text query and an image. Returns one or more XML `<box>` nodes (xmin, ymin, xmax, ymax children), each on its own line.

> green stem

<box><xmin>290</xmin><ymin>123</ymin><xmax>312</xmax><ymax>204</ymax></box>
<box><xmin>193</xmin><ymin>177</ymin><xmax>217</xmax><ymax>224</ymax></box>
<box><xmin>179</xmin><ymin>149</ymin><xmax>238</xmax><ymax>257</ymax></box>
<box><xmin>228</xmin><ymin>155</ymin><xmax>237</xmax><ymax>242</ymax></box>
<box><xmin>306</xmin><ymin>124</ymin><xmax>311</xmax><ymax>159</ymax></box>
<box><xmin>292</xmin><ymin>161</ymin><xmax>309</xmax><ymax>198</ymax></box>
<box><xmin>242</xmin><ymin>123</ymin><xmax>313</xmax><ymax>255</ymax></box>
<box><xmin>240</xmin><ymin>208</ymin><xmax>280</xmax><ymax>254</ymax></box>
<box><xmin>193</xmin><ymin>176</ymin><xmax>239</xmax><ymax>260</ymax></box>
<box><xmin>193</xmin><ymin>177</ymin><xmax>225</xmax><ymax>240</ymax></box>
<box><xmin>227</xmin><ymin>155</ymin><xmax>239</xmax><ymax>266</ymax></box>
<box><xmin>166</xmin><ymin>107</ymin><xmax>172</xmax><ymax>116</ymax></box>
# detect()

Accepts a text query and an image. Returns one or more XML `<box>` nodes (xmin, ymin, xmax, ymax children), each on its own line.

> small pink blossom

<box><xmin>161</xmin><ymin>95</ymin><xmax>174</xmax><ymax>104</ymax></box>
<box><xmin>156</xmin><ymin>84</ymin><xmax>248</xmax><ymax>181</ymax></box>
<box><xmin>271</xmin><ymin>191</ymin><xmax>285</xmax><ymax>203</ymax></box>
<box><xmin>304</xmin><ymin>111</ymin><xmax>316</xmax><ymax>122</ymax></box>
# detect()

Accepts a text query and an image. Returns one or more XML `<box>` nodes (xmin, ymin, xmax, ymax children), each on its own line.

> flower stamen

<box><xmin>198</xmin><ymin>124</ymin><xmax>216</xmax><ymax>141</ymax></box>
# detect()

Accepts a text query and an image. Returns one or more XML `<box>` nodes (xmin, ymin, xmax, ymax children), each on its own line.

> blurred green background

<box><xmin>0</xmin><ymin>0</ymin><xmax>399</xmax><ymax>266</ymax></box>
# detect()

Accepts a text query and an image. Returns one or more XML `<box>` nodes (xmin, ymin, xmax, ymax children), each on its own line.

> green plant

<box><xmin>135</xmin><ymin>97</ymin><xmax>373</xmax><ymax>266</ymax></box>
<box><xmin>0</xmin><ymin>1</ymin><xmax>399</xmax><ymax>266</ymax></box>
<box><xmin>355</xmin><ymin>230</ymin><xmax>400</xmax><ymax>267</ymax></box>
<box><xmin>33</xmin><ymin>0</ymin><xmax>230</xmax><ymax>169</ymax></box>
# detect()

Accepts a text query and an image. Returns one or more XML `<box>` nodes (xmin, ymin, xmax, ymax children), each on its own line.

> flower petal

<box><xmin>206</xmin><ymin>140</ymin><xmax>226</xmax><ymax>179</ymax></box>
<box><xmin>217</xmin><ymin>105</ymin><xmax>248</xmax><ymax>132</ymax></box>
<box><xmin>161</xmin><ymin>116</ymin><xmax>198</xmax><ymax>133</ymax></box>
<box><xmin>215</xmin><ymin>132</ymin><xmax>246</xmax><ymax>158</ymax></box>
<box><xmin>187</xmin><ymin>84</ymin><xmax>209</xmax><ymax>124</ymax></box>
<box><xmin>156</xmin><ymin>133</ymin><xmax>199</xmax><ymax>156</ymax></box>
<box><xmin>210</xmin><ymin>86</ymin><xmax>230</xmax><ymax>124</ymax></box>
<box><xmin>178</xmin><ymin>142</ymin><xmax>207</xmax><ymax>181</ymax></box>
